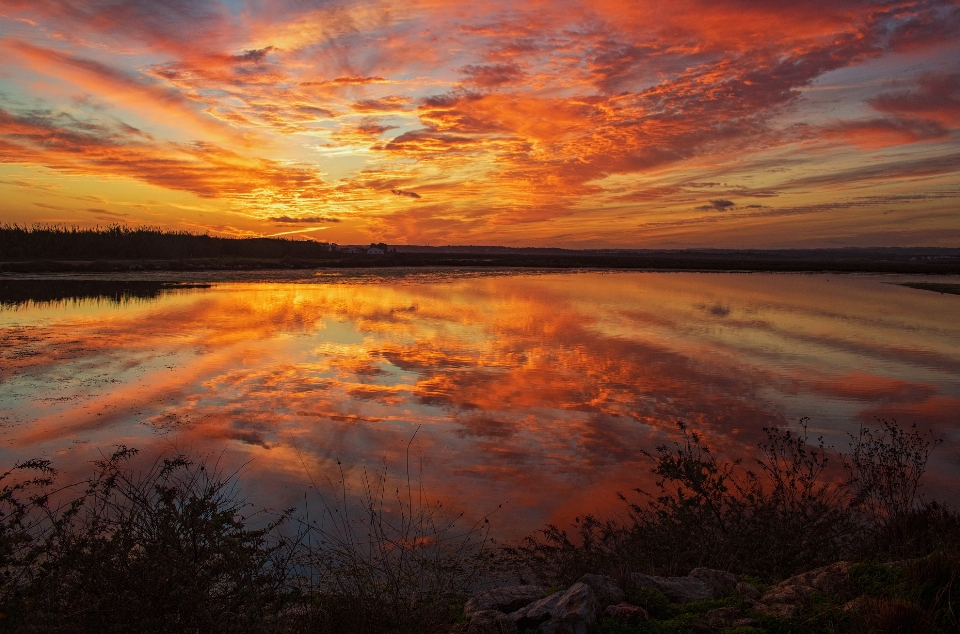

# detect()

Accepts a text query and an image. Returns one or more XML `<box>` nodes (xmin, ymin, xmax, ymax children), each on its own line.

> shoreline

<box><xmin>2</xmin><ymin>252</ymin><xmax>960</xmax><ymax>275</ymax></box>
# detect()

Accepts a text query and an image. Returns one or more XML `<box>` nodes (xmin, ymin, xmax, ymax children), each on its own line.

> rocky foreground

<box><xmin>453</xmin><ymin>561</ymin><xmax>873</xmax><ymax>634</ymax></box>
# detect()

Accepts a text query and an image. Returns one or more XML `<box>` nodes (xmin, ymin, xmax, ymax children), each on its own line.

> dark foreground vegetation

<box><xmin>3</xmin><ymin>225</ymin><xmax>960</xmax><ymax>274</ymax></box>
<box><xmin>1</xmin><ymin>420</ymin><xmax>957</xmax><ymax>633</ymax></box>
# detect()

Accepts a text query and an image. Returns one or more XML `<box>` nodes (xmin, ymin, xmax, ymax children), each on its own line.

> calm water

<box><xmin>2</xmin><ymin>271</ymin><xmax>959</xmax><ymax>536</ymax></box>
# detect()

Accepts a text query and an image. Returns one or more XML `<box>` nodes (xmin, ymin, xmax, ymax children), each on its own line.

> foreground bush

<box><xmin>0</xmin><ymin>447</ymin><xmax>493</xmax><ymax>633</ymax></box>
<box><xmin>0</xmin><ymin>419</ymin><xmax>956</xmax><ymax>633</ymax></box>
<box><xmin>0</xmin><ymin>449</ymin><xmax>292</xmax><ymax>633</ymax></box>
<box><xmin>503</xmin><ymin>419</ymin><xmax>957</xmax><ymax>586</ymax></box>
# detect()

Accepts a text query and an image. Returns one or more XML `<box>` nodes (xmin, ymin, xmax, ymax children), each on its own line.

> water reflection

<box><xmin>0</xmin><ymin>279</ymin><xmax>211</xmax><ymax>308</ymax></box>
<box><xmin>1</xmin><ymin>272</ymin><xmax>958</xmax><ymax>537</ymax></box>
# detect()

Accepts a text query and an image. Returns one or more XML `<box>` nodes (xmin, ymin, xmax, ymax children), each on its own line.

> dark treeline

<box><xmin>1</xmin><ymin>419</ymin><xmax>958</xmax><ymax>633</ymax></box>
<box><xmin>4</xmin><ymin>225</ymin><xmax>960</xmax><ymax>274</ymax></box>
<box><xmin>0</xmin><ymin>225</ymin><xmax>340</xmax><ymax>261</ymax></box>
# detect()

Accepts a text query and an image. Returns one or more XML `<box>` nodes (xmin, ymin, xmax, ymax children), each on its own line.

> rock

<box><xmin>467</xmin><ymin>610</ymin><xmax>518</xmax><ymax>634</ymax></box>
<box><xmin>753</xmin><ymin>585</ymin><xmax>813</xmax><ymax>618</ymax></box>
<box><xmin>603</xmin><ymin>602</ymin><xmax>649</xmax><ymax>622</ymax></box>
<box><xmin>631</xmin><ymin>573</ymin><xmax>713</xmax><ymax>603</ymax></box>
<box><xmin>736</xmin><ymin>581</ymin><xmax>761</xmax><ymax>603</ymax></box>
<box><xmin>510</xmin><ymin>582</ymin><xmax>601</xmax><ymax>634</ymax></box>
<box><xmin>689</xmin><ymin>568</ymin><xmax>739</xmax><ymax>597</ymax></box>
<box><xmin>704</xmin><ymin>607</ymin><xmax>756</xmax><ymax>628</ymax></box>
<box><xmin>631</xmin><ymin>568</ymin><xmax>738</xmax><ymax>603</ymax></box>
<box><xmin>842</xmin><ymin>596</ymin><xmax>869</xmax><ymax>614</ymax></box>
<box><xmin>466</xmin><ymin>585</ymin><xmax>547</xmax><ymax>617</ymax></box>
<box><xmin>576</xmin><ymin>574</ymin><xmax>624</xmax><ymax>608</ymax></box>
<box><xmin>753</xmin><ymin>561</ymin><xmax>857</xmax><ymax>618</ymax></box>
<box><xmin>753</xmin><ymin>600</ymin><xmax>800</xmax><ymax>619</ymax></box>
<box><xmin>780</xmin><ymin>561</ymin><xmax>856</xmax><ymax>603</ymax></box>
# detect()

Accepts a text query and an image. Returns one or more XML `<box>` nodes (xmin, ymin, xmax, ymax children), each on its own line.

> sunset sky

<box><xmin>1</xmin><ymin>1</ymin><xmax>959</xmax><ymax>248</ymax></box>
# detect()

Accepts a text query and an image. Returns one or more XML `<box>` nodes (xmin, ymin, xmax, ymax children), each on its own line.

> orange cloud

<box><xmin>0</xmin><ymin>0</ymin><xmax>959</xmax><ymax>244</ymax></box>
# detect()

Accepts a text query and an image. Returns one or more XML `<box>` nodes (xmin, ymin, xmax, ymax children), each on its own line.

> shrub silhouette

<box><xmin>0</xmin><ymin>419</ymin><xmax>956</xmax><ymax>633</ymax></box>
<box><xmin>1</xmin><ymin>448</ymin><xmax>293</xmax><ymax>633</ymax></box>
<box><xmin>504</xmin><ymin>419</ymin><xmax>953</xmax><ymax>587</ymax></box>
<box><xmin>0</xmin><ymin>443</ymin><xmax>495</xmax><ymax>634</ymax></box>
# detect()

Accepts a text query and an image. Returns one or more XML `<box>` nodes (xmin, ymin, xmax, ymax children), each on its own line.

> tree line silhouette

<box><xmin>0</xmin><ymin>224</ymin><xmax>339</xmax><ymax>261</ymax></box>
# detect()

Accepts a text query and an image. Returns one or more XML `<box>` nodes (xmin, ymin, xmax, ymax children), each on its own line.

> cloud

<box><xmin>3</xmin><ymin>0</ymin><xmax>960</xmax><ymax>245</ymax></box>
<box><xmin>234</xmin><ymin>47</ymin><xmax>275</xmax><ymax>63</ymax></box>
<box><xmin>887</xmin><ymin>5</ymin><xmax>960</xmax><ymax>52</ymax></box>
<box><xmin>0</xmin><ymin>106</ymin><xmax>330</xmax><ymax>211</ymax></box>
<box><xmin>391</xmin><ymin>189</ymin><xmax>421</xmax><ymax>198</ymax></box>
<box><xmin>351</xmin><ymin>95</ymin><xmax>413</xmax><ymax>113</ymax></box>
<box><xmin>301</xmin><ymin>75</ymin><xmax>388</xmax><ymax>88</ymax></box>
<box><xmin>87</xmin><ymin>208</ymin><xmax>129</xmax><ymax>218</ymax></box>
<box><xmin>696</xmin><ymin>199</ymin><xmax>736</xmax><ymax>211</ymax></box>
<box><xmin>870</xmin><ymin>72</ymin><xmax>960</xmax><ymax>127</ymax></box>
<box><xmin>460</xmin><ymin>62</ymin><xmax>524</xmax><ymax>87</ymax></box>
<box><xmin>823</xmin><ymin>117</ymin><xmax>949</xmax><ymax>150</ymax></box>
<box><xmin>3</xmin><ymin>40</ymin><xmax>239</xmax><ymax>142</ymax></box>
<box><xmin>269</xmin><ymin>215</ymin><xmax>341</xmax><ymax>223</ymax></box>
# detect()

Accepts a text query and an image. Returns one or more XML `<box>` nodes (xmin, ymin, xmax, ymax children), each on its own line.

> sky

<box><xmin>0</xmin><ymin>0</ymin><xmax>959</xmax><ymax>248</ymax></box>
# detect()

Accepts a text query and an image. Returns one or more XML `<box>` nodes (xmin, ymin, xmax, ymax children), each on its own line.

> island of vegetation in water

<box><xmin>3</xmin><ymin>224</ymin><xmax>960</xmax><ymax>275</ymax></box>
<box><xmin>1</xmin><ymin>419</ymin><xmax>958</xmax><ymax>633</ymax></box>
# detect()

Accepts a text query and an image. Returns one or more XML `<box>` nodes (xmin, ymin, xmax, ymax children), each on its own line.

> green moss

<box><xmin>740</xmin><ymin>575</ymin><xmax>769</xmax><ymax>593</ymax></box>
<box><xmin>624</xmin><ymin>588</ymin><xmax>671</xmax><ymax>618</ymax></box>
<box><xmin>850</xmin><ymin>561</ymin><xmax>904</xmax><ymax>598</ymax></box>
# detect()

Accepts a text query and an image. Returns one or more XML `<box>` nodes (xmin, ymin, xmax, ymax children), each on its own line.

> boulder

<box><xmin>689</xmin><ymin>568</ymin><xmax>739</xmax><ymax>597</ymax></box>
<box><xmin>631</xmin><ymin>568</ymin><xmax>738</xmax><ymax>603</ymax></box>
<box><xmin>603</xmin><ymin>602</ymin><xmax>649</xmax><ymax>622</ymax></box>
<box><xmin>753</xmin><ymin>585</ymin><xmax>813</xmax><ymax>618</ymax></box>
<box><xmin>736</xmin><ymin>581</ymin><xmax>761</xmax><ymax>603</ymax></box>
<box><xmin>510</xmin><ymin>582</ymin><xmax>601</xmax><ymax>634</ymax></box>
<box><xmin>576</xmin><ymin>574</ymin><xmax>625</xmax><ymax>608</ymax></box>
<box><xmin>753</xmin><ymin>561</ymin><xmax>856</xmax><ymax>618</ymax></box>
<box><xmin>631</xmin><ymin>574</ymin><xmax>713</xmax><ymax>603</ymax></box>
<box><xmin>703</xmin><ymin>607</ymin><xmax>755</xmax><ymax>629</ymax></box>
<box><xmin>779</xmin><ymin>561</ymin><xmax>856</xmax><ymax>603</ymax></box>
<box><xmin>466</xmin><ymin>610</ymin><xmax>518</xmax><ymax>634</ymax></box>
<box><xmin>466</xmin><ymin>585</ymin><xmax>547</xmax><ymax>617</ymax></box>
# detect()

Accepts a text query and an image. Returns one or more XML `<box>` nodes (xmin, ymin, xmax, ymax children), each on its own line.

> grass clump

<box><xmin>290</xmin><ymin>449</ymin><xmax>497</xmax><ymax>634</ymax></box>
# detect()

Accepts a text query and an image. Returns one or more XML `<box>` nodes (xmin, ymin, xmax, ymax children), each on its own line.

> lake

<box><xmin>2</xmin><ymin>270</ymin><xmax>959</xmax><ymax>537</ymax></box>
